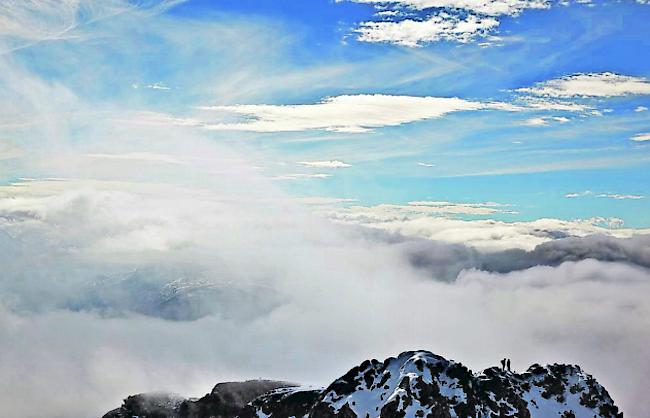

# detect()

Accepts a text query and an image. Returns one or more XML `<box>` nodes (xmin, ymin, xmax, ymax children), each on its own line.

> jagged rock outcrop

<box><xmin>102</xmin><ymin>380</ymin><xmax>294</xmax><ymax>418</ymax></box>
<box><xmin>102</xmin><ymin>351</ymin><xmax>622</xmax><ymax>418</ymax></box>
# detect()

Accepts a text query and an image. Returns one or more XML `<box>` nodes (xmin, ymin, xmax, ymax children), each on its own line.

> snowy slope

<box><xmin>101</xmin><ymin>350</ymin><xmax>622</xmax><ymax>418</ymax></box>
<box><xmin>309</xmin><ymin>351</ymin><xmax>621</xmax><ymax>418</ymax></box>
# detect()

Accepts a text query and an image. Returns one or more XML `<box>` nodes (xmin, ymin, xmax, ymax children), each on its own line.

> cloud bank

<box><xmin>1</xmin><ymin>165</ymin><xmax>650</xmax><ymax>418</ymax></box>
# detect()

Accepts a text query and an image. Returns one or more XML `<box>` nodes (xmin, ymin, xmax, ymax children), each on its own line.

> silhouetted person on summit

<box><xmin>507</xmin><ymin>359</ymin><xmax>511</xmax><ymax>372</ymax></box>
<box><xmin>500</xmin><ymin>358</ymin><xmax>506</xmax><ymax>371</ymax></box>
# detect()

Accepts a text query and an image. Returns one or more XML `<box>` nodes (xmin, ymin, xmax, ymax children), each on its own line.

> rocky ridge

<box><xmin>102</xmin><ymin>350</ymin><xmax>622</xmax><ymax>418</ymax></box>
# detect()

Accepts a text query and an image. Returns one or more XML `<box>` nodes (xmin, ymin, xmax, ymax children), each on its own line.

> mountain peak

<box><xmin>102</xmin><ymin>350</ymin><xmax>622</xmax><ymax>418</ymax></box>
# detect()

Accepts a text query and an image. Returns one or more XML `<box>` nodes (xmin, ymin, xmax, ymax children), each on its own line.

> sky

<box><xmin>0</xmin><ymin>1</ymin><xmax>650</xmax><ymax>418</ymax></box>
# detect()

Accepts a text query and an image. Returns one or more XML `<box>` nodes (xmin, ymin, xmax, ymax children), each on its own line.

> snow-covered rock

<box><xmin>101</xmin><ymin>351</ymin><xmax>622</xmax><ymax>418</ymax></box>
<box><xmin>310</xmin><ymin>351</ymin><xmax>621</xmax><ymax>418</ymax></box>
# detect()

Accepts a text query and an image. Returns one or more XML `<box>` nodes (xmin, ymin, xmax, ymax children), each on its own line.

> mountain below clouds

<box><xmin>102</xmin><ymin>350</ymin><xmax>622</xmax><ymax>418</ymax></box>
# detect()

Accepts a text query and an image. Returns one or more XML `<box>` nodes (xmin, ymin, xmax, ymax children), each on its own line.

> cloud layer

<box><xmin>1</xmin><ymin>179</ymin><xmax>649</xmax><ymax>418</ymax></box>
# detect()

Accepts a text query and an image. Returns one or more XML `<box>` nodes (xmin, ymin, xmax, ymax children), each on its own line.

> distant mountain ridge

<box><xmin>102</xmin><ymin>350</ymin><xmax>622</xmax><ymax>418</ymax></box>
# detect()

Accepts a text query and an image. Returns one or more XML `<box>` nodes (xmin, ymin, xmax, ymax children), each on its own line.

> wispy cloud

<box><xmin>516</xmin><ymin>72</ymin><xmax>650</xmax><ymax>98</ymax></box>
<box><xmin>297</xmin><ymin>160</ymin><xmax>351</xmax><ymax>168</ymax></box>
<box><xmin>327</xmin><ymin>201</ymin><xmax>517</xmax><ymax>222</ymax></box>
<box><xmin>132</xmin><ymin>82</ymin><xmax>172</xmax><ymax>90</ymax></box>
<box><xmin>522</xmin><ymin>116</ymin><xmax>570</xmax><ymax>126</ymax></box>
<box><xmin>631</xmin><ymin>132</ymin><xmax>650</xmax><ymax>142</ymax></box>
<box><xmin>272</xmin><ymin>173</ymin><xmax>332</xmax><ymax>180</ymax></box>
<box><xmin>565</xmin><ymin>190</ymin><xmax>644</xmax><ymax>200</ymax></box>
<box><xmin>0</xmin><ymin>0</ymin><xmax>185</xmax><ymax>54</ymax></box>
<box><xmin>347</xmin><ymin>0</ymin><xmax>549</xmax><ymax>16</ymax></box>
<box><xmin>598</xmin><ymin>193</ymin><xmax>644</xmax><ymax>200</ymax></box>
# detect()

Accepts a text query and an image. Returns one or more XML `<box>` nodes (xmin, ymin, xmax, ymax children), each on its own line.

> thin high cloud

<box><xmin>0</xmin><ymin>0</ymin><xmax>184</xmax><ymax>53</ymax></box>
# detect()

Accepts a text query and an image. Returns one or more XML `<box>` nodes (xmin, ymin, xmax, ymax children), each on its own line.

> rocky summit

<box><xmin>102</xmin><ymin>350</ymin><xmax>622</xmax><ymax>418</ymax></box>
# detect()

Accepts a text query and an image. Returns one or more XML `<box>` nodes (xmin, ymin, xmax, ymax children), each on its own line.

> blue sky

<box><xmin>1</xmin><ymin>0</ymin><xmax>650</xmax><ymax>225</ymax></box>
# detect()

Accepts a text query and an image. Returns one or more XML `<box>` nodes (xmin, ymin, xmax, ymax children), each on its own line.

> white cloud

<box><xmin>2</xmin><ymin>177</ymin><xmax>650</xmax><ymax>418</ymax></box>
<box><xmin>523</xmin><ymin>116</ymin><xmax>570</xmax><ymax>126</ymax></box>
<box><xmin>631</xmin><ymin>132</ymin><xmax>650</xmax><ymax>142</ymax></box>
<box><xmin>145</xmin><ymin>82</ymin><xmax>171</xmax><ymax>90</ymax></box>
<box><xmin>516</xmin><ymin>72</ymin><xmax>650</xmax><ymax>98</ymax></box>
<box><xmin>354</xmin><ymin>13</ymin><xmax>500</xmax><ymax>46</ymax></box>
<box><xmin>326</xmin><ymin>200</ymin><xmax>517</xmax><ymax>221</ymax></box>
<box><xmin>565</xmin><ymin>190</ymin><xmax>593</xmax><ymax>198</ymax></box>
<box><xmin>324</xmin><ymin>203</ymin><xmax>647</xmax><ymax>251</ymax></box>
<box><xmin>519</xmin><ymin>97</ymin><xmax>591</xmax><ymax>113</ymax></box>
<box><xmin>201</xmin><ymin>94</ymin><xmax>515</xmax><ymax>133</ymax></box>
<box><xmin>417</xmin><ymin>162</ymin><xmax>436</xmax><ymax>167</ymax></box>
<box><xmin>565</xmin><ymin>191</ymin><xmax>644</xmax><ymax>200</ymax></box>
<box><xmin>523</xmin><ymin>117</ymin><xmax>548</xmax><ymax>126</ymax></box>
<box><xmin>635</xmin><ymin>106</ymin><xmax>648</xmax><ymax>112</ymax></box>
<box><xmin>297</xmin><ymin>160</ymin><xmax>351</xmax><ymax>168</ymax></box>
<box><xmin>343</xmin><ymin>0</ymin><xmax>549</xmax><ymax>45</ymax></box>
<box><xmin>347</xmin><ymin>0</ymin><xmax>549</xmax><ymax>16</ymax></box>
<box><xmin>272</xmin><ymin>173</ymin><xmax>332</xmax><ymax>180</ymax></box>
<box><xmin>597</xmin><ymin>193</ymin><xmax>644</xmax><ymax>200</ymax></box>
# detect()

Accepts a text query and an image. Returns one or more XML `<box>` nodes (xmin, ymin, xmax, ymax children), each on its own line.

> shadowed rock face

<box><xmin>101</xmin><ymin>351</ymin><xmax>623</xmax><ymax>418</ymax></box>
<box><xmin>102</xmin><ymin>380</ymin><xmax>295</xmax><ymax>418</ymax></box>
